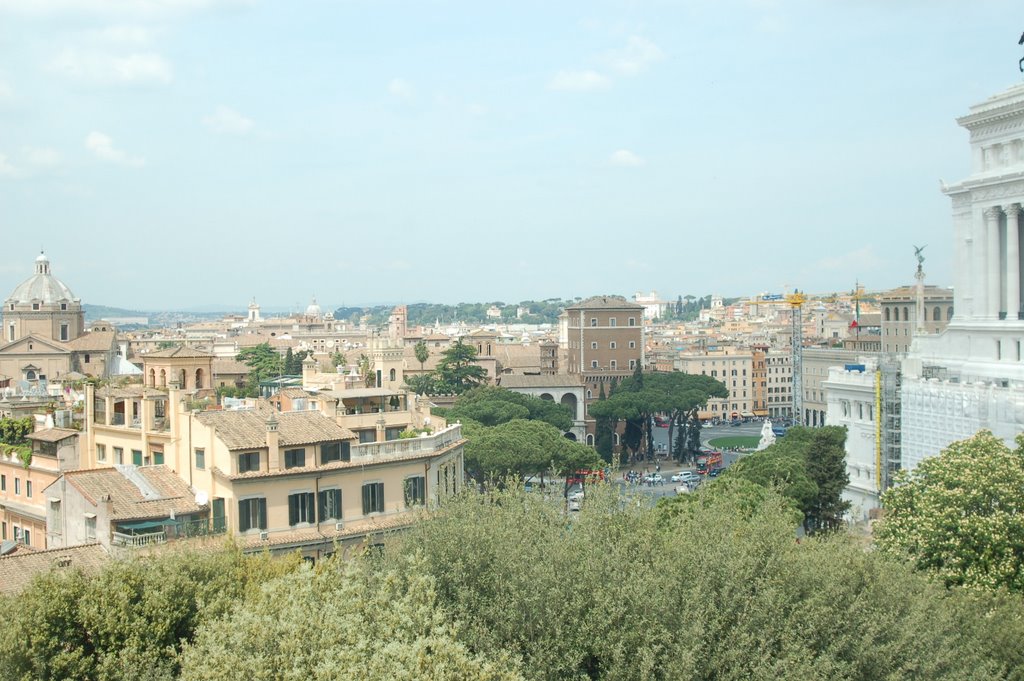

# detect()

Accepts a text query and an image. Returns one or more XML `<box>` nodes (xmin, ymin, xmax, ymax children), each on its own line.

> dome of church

<box><xmin>5</xmin><ymin>253</ymin><xmax>77</xmax><ymax>305</ymax></box>
<box><xmin>305</xmin><ymin>297</ymin><xmax>322</xmax><ymax>317</ymax></box>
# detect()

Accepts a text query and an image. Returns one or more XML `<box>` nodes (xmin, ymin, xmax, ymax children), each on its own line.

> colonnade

<box><xmin>974</xmin><ymin>203</ymin><xmax>1022</xmax><ymax>320</ymax></box>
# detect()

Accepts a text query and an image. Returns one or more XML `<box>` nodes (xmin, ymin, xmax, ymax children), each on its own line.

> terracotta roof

<box><xmin>276</xmin><ymin>387</ymin><xmax>312</xmax><ymax>399</ymax></box>
<box><xmin>196</xmin><ymin>401</ymin><xmax>354</xmax><ymax>450</ymax></box>
<box><xmin>565</xmin><ymin>295</ymin><xmax>644</xmax><ymax>311</ymax></box>
<box><xmin>212</xmin><ymin>357</ymin><xmax>251</xmax><ymax>375</ymax></box>
<box><xmin>63</xmin><ymin>465</ymin><xmax>204</xmax><ymax>521</ymax></box>
<box><xmin>144</xmin><ymin>346</ymin><xmax>215</xmax><ymax>359</ymax></box>
<box><xmin>65</xmin><ymin>330</ymin><xmax>116</xmax><ymax>352</ymax></box>
<box><xmin>26</xmin><ymin>427</ymin><xmax>79</xmax><ymax>443</ymax></box>
<box><xmin>0</xmin><ymin>543</ymin><xmax>110</xmax><ymax>595</ymax></box>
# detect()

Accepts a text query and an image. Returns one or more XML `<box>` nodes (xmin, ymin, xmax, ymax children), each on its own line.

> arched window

<box><xmin>902</xmin><ymin>307</ymin><xmax>909</xmax><ymax>321</ymax></box>
<box><xmin>159</xmin><ymin>369</ymin><xmax>166</xmax><ymax>387</ymax></box>
<box><xmin>389</xmin><ymin>368</ymin><xmax>396</xmax><ymax>381</ymax></box>
<box><xmin>933</xmin><ymin>306</ymin><xmax>941</xmax><ymax>322</ymax></box>
<box><xmin>586</xmin><ymin>433</ymin><xmax>594</xmax><ymax>446</ymax></box>
<box><xmin>195</xmin><ymin>368</ymin><xmax>204</xmax><ymax>389</ymax></box>
<box><xmin>947</xmin><ymin>306</ymin><xmax>954</xmax><ymax>320</ymax></box>
<box><xmin>149</xmin><ymin>368</ymin><xmax>156</xmax><ymax>387</ymax></box>
<box><xmin>884</xmin><ymin>308</ymin><xmax>890</xmax><ymax>322</ymax></box>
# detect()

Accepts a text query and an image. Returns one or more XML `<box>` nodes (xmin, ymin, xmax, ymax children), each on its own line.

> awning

<box><xmin>116</xmin><ymin>518</ymin><xmax>168</xmax><ymax>532</ymax></box>
<box><xmin>741</xmin><ymin>412</ymin><xmax>754</xmax><ymax>418</ymax></box>
<box><xmin>752</xmin><ymin>410</ymin><xmax>768</xmax><ymax>417</ymax></box>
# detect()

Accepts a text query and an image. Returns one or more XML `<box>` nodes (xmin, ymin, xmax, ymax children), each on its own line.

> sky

<box><xmin>0</xmin><ymin>0</ymin><xmax>1022</xmax><ymax>312</ymax></box>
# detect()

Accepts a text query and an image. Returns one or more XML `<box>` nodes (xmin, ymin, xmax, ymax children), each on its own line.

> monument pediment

<box><xmin>0</xmin><ymin>334</ymin><xmax>70</xmax><ymax>355</ymax></box>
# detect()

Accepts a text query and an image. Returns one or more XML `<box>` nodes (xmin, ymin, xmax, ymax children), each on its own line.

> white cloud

<box><xmin>0</xmin><ymin>153</ymin><xmax>24</xmax><ymax>178</ymax></box>
<box><xmin>203</xmin><ymin>106</ymin><xmax>255</xmax><ymax>135</ymax></box>
<box><xmin>48</xmin><ymin>48</ymin><xmax>172</xmax><ymax>84</ymax></box>
<box><xmin>94</xmin><ymin>25</ymin><xmax>153</xmax><ymax>43</ymax></box>
<box><xmin>604</xmin><ymin>36</ymin><xmax>664</xmax><ymax>76</ymax></box>
<box><xmin>24</xmin><ymin>147</ymin><xmax>62</xmax><ymax>167</ymax></box>
<box><xmin>609</xmin><ymin>149</ymin><xmax>645</xmax><ymax>167</ymax></box>
<box><xmin>85</xmin><ymin>131</ymin><xmax>144</xmax><ymax>167</ymax></box>
<box><xmin>388</xmin><ymin>78</ymin><xmax>414</xmax><ymax>99</ymax></box>
<box><xmin>548</xmin><ymin>69</ymin><xmax>610</xmax><ymax>92</ymax></box>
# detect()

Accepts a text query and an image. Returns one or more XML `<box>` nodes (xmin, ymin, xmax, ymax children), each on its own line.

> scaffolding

<box><xmin>878</xmin><ymin>355</ymin><xmax>902</xmax><ymax>492</ymax></box>
<box><xmin>786</xmin><ymin>291</ymin><xmax>806</xmax><ymax>424</ymax></box>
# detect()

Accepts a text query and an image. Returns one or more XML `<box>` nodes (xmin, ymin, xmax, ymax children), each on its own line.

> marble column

<box><xmin>1005</xmin><ymin>203</ymin><xmax>1021</xmax><ymax>320</ymax></box>
<box><xmin>984</xmin><ymin>206</ymin><xmax>1002</xmax><ymax>319</ymax></box>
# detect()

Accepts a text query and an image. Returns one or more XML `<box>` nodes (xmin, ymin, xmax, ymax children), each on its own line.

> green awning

<box><xmin>117</xmin><ymin>519</ymin><xmax>168</xmax><ymax>532</ymax></box>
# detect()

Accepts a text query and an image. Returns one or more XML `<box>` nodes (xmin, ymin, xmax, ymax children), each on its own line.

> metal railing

<box><xmin>112</xmin><ymin>530</ymin><xmax>166</xmax><ymax>547</ymax></box>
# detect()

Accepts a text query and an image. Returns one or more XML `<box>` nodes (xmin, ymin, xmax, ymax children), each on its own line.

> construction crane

<box><xmin>786</xmin><ymin>290</ymin><xmax>807</xmax><ymax>425</ymax></box>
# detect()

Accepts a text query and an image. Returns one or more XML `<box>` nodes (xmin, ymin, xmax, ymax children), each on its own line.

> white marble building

<box><xmin>901</xmin><ymin>83</ymin><xmax>1024</xmax><ymax>468</ymax></box>
<box><xmin>824</xmin><ymin>362</ymin><xmax>881</xmax><ymax>521</ymax></box>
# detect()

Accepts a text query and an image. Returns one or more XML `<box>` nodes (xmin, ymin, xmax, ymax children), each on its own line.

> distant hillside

<box><xmin>83</xmin><ymin>304</ymin><xmax>150</xmax><ymax>320</ymax></box>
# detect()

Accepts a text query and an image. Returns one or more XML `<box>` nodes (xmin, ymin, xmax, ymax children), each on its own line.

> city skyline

<box><xmin>1</xmin><ymin>1</ymin><xmax>1021</xmax><ymax>309</ymax></box>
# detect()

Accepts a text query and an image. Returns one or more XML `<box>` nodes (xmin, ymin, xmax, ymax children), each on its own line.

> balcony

<box><xmin>350</xmin><ymin>424</ymin><xmax>463</xmax><ymax>462</ymax></box>
<box><xmin>112</xmin><ymin>530</ymin><xmax>165</xmax><ymax>548</ymax></box>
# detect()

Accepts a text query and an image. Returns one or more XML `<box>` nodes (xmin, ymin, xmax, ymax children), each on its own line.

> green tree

<box><xmin>236</xmin><ymin>343</ymin><xmax>283</xmax><ymax>385</ymax></box>
<box><xmin>357</xmin><ymin>353</ymin><xmax>374</xmax><ymax>388</ymax></box>
<box><xmin>877</xmin><ymin>430</ymin><xmax>1024</xmax><ymax>593</ymax></box>
<box><xmin>414</xmin><ymin>339</ymin><xmax>429</xmax><ymax>372</ymax></box>
<box><xmin>329</xmin><ymin>349</ymin><xmax>346</xmax><ymax>369</ymax></box>
<box><xmin>390</xmin><ymin>482</ymin><xmax>1019</xmax><ymax>681</ymax></box>
<box><xmin>434</xmin><ymin>338</ymin><xmax>488</xmax><ymax>394</ymax></box>
<box><xmin>463</xmin><ymin>419</ymin><xmax>600</xmax><ymax>483</ymax></box>
<box><xmin>0</xmin><ymin>546</ymin><xmax>297</xmax><ymax>681</ymax></box>
<box><xmin>284</xmin><ymin>347</ymin><xmax>295</xmax><ymax>374</ymax></box>
<box><xmin>179</xmin><ymin>554</ymin><xmax>522</xmax><ymax>681</ymax></box>
<box><xmin>447</xmin><ymin>387</ymin><xmax>572</xmax><ymax>431</ymax></box>
<box><xmin>404</xmin><ymin>373</ymin><xmax>437</xmax><ymax>396</ymax></box>
<box><xmin>594</xmin><ymin>383</ymin><xmax>614</xmax><ymax>463</ymax></box>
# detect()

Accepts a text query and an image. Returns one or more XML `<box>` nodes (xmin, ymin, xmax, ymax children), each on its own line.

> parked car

<box><xmin>731</xmin><ymin>419</ymin><xmax>742</xmax><ymax>427</ymax></box>
<box><xmin>708</xmin><ymin>467</ymin><xmax>724</xmax><ymax>478</ymax></box>
<box><xmin>676</xmin><ymin>471</ymin><xmax>701</xmax><ymax>485</ymax></box>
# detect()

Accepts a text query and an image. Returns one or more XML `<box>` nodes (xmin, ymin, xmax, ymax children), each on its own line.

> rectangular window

<box><xmin>629</xmin><ymin>360</ymin><xmax>636</xmax><ymax>370</ymax></box>
<box><xmin>238</xmin><ymin>497</ymin><xmax>267</xmax><ymax>532</ymax></box>
<box><xmin>609</xmin><ymin>341</ymin><xmax>616</xmax><ymax>349</ymax></box>
<box><xmin>113</xmin><ymin>447</ymin><xmax>124</xmax><ymax>465</ymax></box>
<box><xmin>609</xmin><ymin>318</ymin><xmax>617</xmax><ymax>327</ymax></box>
<box><xmin>96</xmin><ymin>444</ymin><xmax>106</xmax><ymax>463</ymax></box>
<box><xmin>85</xmin><ymin>515</ymin><xmax>96</xmax><ymax>540</ymax></box>
<box><xmin>22</xmin><ymin>528</ymin><xmax>30</xmax><ymax>546</ymax></box>
<box><xmin>14</xmin><ymin>478</ymin><xmax>20</xmax><ymax>495</ymax></box>
<box><xmin>1</xmin><ymin>522</ymin><xmax>5</xmax><ymax>540</ymax></box>
<box><xmin>195</xmin><ymin>448</ymin><xmax>205</xmax><ymax>470</ymax></box>
<box><xmin>385</xmin><ymin>427</ymin><xmax>402</xmax><ymax>441</ymax></box>
<box><xmin>1</xmin><ymin>474</ymin><xmax>5</xmax><ymax>492</ymax></box>
<box><xmin>358</xmin><ymin>430</ymin><xmax>376</xmax><ymax>444</ymax></box>
<box><xmin>131</xmin><ymin>449</ymin><xmax>143</xmax><ymax>466</ymax></box>
<box><xmin>610</xmin><ymin>360</ymin><xmax>617</xmax><ymax>369</ymax></box>
<box><xmin>362</xmin><ymin>482</ymin><xmax>384</xmax><ymax>515</ymax></box>
<box><xmin>591</xmin><ymin>360</ymin><xmax>598</xmax><ymax>369</ymax></box>
<box><xmin>238</xmin><ymin>452</ymin><xmax>260</xmax><ymax>473</ymax></box>
<box><xmin>288</xmin><ymin>492</ymin><xmax>315</xmax><ymax>526</ymax></box>
<box><xmin>590</xmin><ymin>318</ymin><xmax>597</xmax><ymax>327</ymax></box>
<box><xmin>153</xmin><ymin>451</ymin><xmax>164</xmax><ymax>465</ymax></box>
<box><xmin>26</xmin><ymin>481</ymin><xmax>31</xmax><ymax>498</ymax></box>
<box><xmin>404</xmin><ymin>476</ymin><xmax>426</xmax><ymax>507</ymax></box>
<box><xmin>60</xmin><ymin>323</ymin><xmax>69</xmax><ymax>341</ymax></box>
<box><xmin>284</xmin><ymin>448</ymin><xmax>305</xmax><ymax>469</ymax></box>
<box><xmin>591</xmin><ymin>342</ymin><xmax>598</xmax><ymax>350</ymax></box>
<box><xmin>7</xmin><ymin>324</ymin><xmax>13</xmax><ymax>342</ymax></box>
<box><xmin>628</xmin><ymin>318</ymin><xmax>636</xmax><ymax>326</ymax></box>
<box><xmin>321</xmin><ymin>441</ymin><xmax>350</xmax><ymax>464</ymax></box>
<box><xmin>318</xmin><ymin>488</ymin><xmax>342</xmax><ymax>521</ymax></box>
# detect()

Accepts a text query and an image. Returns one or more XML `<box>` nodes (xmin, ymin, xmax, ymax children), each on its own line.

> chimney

<box><xmin>302</xmin><ymin>355</ymin><xmax>317</xmax><ymax>388</ymax></box>
<box><xmin>266</xmin><ymin>413</ymin><xmax>280</xmax><ymax>470</ymax></box>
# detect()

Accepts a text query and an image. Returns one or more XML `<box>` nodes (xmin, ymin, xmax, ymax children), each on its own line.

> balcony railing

<box><xmin>351</xmin><ymin>424</ymin><xmax>463</xmax><ymax>462</ymax></box>
<box><xmin>112</xmin><ymin>530</ymin><xmax>166</xmax><ymax>548</ymax></box>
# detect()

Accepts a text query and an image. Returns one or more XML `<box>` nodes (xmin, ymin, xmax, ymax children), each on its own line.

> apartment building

<box><xmin>563</xmin><ymin>296</ymin><xmax>645</xmax><ymax>425</ymax></box>
<box><xmin>678</xmin><ymin>350</ymin><xmax>754</xmax><ymax>420</ymax></box>
<box><xmin>879</xmin><ymin>285</ymin><xmax>954</xmax><ymax>354</ymax></box>
<box><xmin>765</xmin><ymin>350</ymin><xmax>793</xmax><ymax>419</ymax></box>
<box><xmin>0</xmin><ymin>427</ymin><xmax>79</xmax><ymax>549</ymax></box>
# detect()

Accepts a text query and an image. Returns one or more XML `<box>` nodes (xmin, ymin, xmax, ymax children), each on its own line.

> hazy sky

<box><xmin>1</xmin><ymin>1</ymin><xmax>1022</xmax><ymax>312</ymax></box>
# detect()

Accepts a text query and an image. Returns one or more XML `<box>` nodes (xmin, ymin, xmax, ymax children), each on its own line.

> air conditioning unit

<box><xmin>334</xmin><ymin>522</ymin><xmax>344</xmax><ymax>531</ymax></box>
<box><xmin>259</xmin><ymin>531</ymin><xmax>269</xmax><ymax>541</ymax></box>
